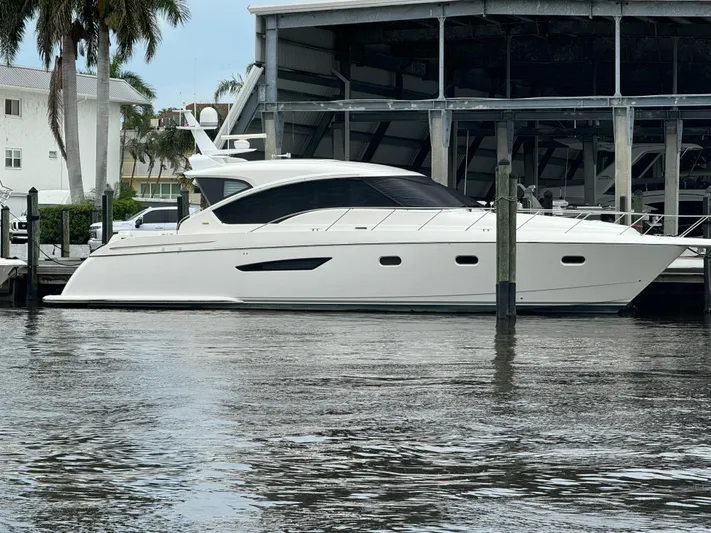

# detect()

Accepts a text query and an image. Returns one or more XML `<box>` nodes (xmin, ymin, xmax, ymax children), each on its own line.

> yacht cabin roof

<box><xmin>185</xmin><ymin>158</ymin><xmax>423</xmax><ymax>183</ymax></box>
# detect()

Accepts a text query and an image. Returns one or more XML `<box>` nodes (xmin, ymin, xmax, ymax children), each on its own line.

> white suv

<box><xmin>88</xmin><ymin>206</ymin><xmax>192</xmax><ymax>251</ymax></box>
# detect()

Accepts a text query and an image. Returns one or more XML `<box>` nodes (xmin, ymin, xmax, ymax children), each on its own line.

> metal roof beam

<box><xmin>268</xmin><ymin>94</ymin><xmax>711</xmax><ymax>113</ymax></box>
<box><xmin>302</xmin><ymin>112</ymin><xmax>334</xmax><ymax>157</ymax></box>
<box><xmin>361</xmin><ymin>122</ymin><xmax>391</xmax><ymax>162</ymax></box>
<box><xmin>262</xmin><ymin>1</ymin><xmax>711</xmax><ymax>29</ymax></box>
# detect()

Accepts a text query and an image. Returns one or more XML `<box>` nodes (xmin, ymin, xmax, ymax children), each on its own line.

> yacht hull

<box><xmin>43</xmin><ymin>235</ymin><xmax>688</xmax><ymax>314</ymax></box>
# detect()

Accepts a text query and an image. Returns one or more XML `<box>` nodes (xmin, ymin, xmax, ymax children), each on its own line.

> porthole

<box><xmin>456</xmin><ymin>255</ymin><xmax>479</xmax><ymax>265</ymax></box>
<box><xmin>562</xmin><ymin>256</ymin><xmax>586</xmax><ymax>265</ymax></box>
<box><xmin>380</xmin><ymin>256</ymin><xmax>402</xmax><ymax>266</ymax></box>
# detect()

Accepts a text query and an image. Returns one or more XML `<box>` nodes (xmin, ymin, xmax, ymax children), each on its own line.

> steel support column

<box><xmin>263</xmin><ymin>15</ymin><xmax>282</xmax><ymax>159</ymax></box>
<box><xmin>438</xmin><ymin>15</ymin><xmax>445</xmax><ymax>100</ymax></box>
<box><xmin>583</xmin><ymin>137</ymin><xmax>597</xmax><ymax>205</ymax></box>
<box><xmin>663</xmin><ymin>119</ymin><xmax>683</xmax><ymax>235</ymax></box>
<box><xmin>449</xmin><ymin>121</ymin><xmax>458</xmax><ymax>189</ymax></box>
<box><xmin>522</xmin><ymin>121</ymin><xmax>538</xmax><ymax>189</ymax></box>
<box><xmin>613</xmin><ymin>106</ymin><xmax>633</xmax><ymax>223</ymax></box>
<box><xmin>429</xmin><ymin>110</ymin><xmax>452</xmax><ymax>186</ymax></box>
<box><xmin>614</xmin><ymin>16</ymin><xmax>622</xmax><ymax>97</ymax></box>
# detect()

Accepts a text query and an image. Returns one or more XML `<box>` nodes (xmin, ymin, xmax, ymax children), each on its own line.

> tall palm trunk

<box><xmin>153</xmin><ymin>162</ymin><xmax>164</xmax><ymax>197</ymax></box>
<box><xmin>129</xmin><ymin>157</ymin><xmax>137</xmax><ymax>189</ymax></box>
<box><xmin>95</xmin><ymin>21</ymin><xmax>110</xmax><ymax>206</ymax></box>
<box><xmin>120</xmin><ymin>128</ymin><xmax>127</xmax><ymax>187</ymax></box>
<box><xmin>62</xmin><ymin>33</ymin><xmax>84</xmax><ymax>204</ymax></box>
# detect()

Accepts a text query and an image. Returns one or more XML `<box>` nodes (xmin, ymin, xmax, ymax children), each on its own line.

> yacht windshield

<box><xmin>366</xmin><ymin>175</ymin><xmax>477</xmax><ymax>208</ymax></box>
<box><xmin>212</xmin><ymin>175</ymin><xmax>476</xmax><ymax>225</ymax></box>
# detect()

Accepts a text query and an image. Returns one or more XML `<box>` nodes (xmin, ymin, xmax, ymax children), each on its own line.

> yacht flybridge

<box><xmin>43</xmin><ymin>109</ymin><xmax>711</xmax><ymax>313</ymax></box>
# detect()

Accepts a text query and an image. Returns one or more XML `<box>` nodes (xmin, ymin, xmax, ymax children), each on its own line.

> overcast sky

<box><xmin>12</xmin><ymin>0</ymin><xmax>296</xmax><ymax>111</ymax></box>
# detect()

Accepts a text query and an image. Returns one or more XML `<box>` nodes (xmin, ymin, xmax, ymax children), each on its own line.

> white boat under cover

<box><xmin>44</xmin><ymin>159</ymin><xmax>711</xmax><ymax>313</ymax></box>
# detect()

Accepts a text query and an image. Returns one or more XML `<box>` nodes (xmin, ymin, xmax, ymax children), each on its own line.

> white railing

<box><xmin>249</xmin><ymin>205</ymin><xmax>710</xmax><ymax>240</ymax></box>
<box><xmin>516</xmin><ymin>207</ymin><xmax>710</xmax><ymax>238</ymax></box>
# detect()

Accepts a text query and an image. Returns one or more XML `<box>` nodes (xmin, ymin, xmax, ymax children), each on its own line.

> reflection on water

<box><xmin>1</xmin><ymin>309</ymin><xmax>710</xmax><ymax>532</ymax></box>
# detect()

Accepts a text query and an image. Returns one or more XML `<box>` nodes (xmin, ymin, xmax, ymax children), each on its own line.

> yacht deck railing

<box><xmin>251</xmin><ymin>205</ymin><xmax>710</xmax><ymax>241</ymax></box>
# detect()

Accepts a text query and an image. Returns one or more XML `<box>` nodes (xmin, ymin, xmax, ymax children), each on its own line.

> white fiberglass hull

<box><xmin>43</xmin><ymin>215</ymin><xmax>696</xmax><ymax>314</ymax></box>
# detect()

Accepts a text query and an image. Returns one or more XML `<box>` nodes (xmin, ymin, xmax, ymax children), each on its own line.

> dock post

<box><xmin>26</xmin><ymin>188</ymin><xmax>39</xmax><ymax>304</ymax></box>
<box><xmin>178</xmin><ymin>188</ymin><xmax>189</xmax><ymax>222</ymax></box>
<box><xmin>176</xmin><ymin>194</ymin><xmax>184</xmax><ymax>225</ymax></box>
<box><xmin>542</xmin><ymin>190</ymin><xmax>553</xmax><ymax>215</ymax></box>
<box><xmin>101</xmin><ymin>185</ymin><xmax>113</xmax><ymax>245</ymax></box>
<box><xmin>508</xmin><ymin>171</ymin><xmax>518</xmax><ymax>321</ymax></box>
<box><xmin>60</xmin><ymin>209</ymin><xmax>70</xmax><ymax>258</ymax></box>
<box><xmin>496</xmin><ymin>159</ymin><xmax>514</xmax><ymax>330</ymax></box>
<box><xmin>1</xmin><ymin>206</ymin><xmax>9</xmax><ymax>259</ymax></box>
<box><xmin>704</xmin><ymin>190</ymin><xmax>711</xmax><ymax>314</ymax></box>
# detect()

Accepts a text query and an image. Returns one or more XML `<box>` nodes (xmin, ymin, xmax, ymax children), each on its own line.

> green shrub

<box><xmin>39</xmin><ymin>199</ymin><xmax>144</xmax><ymax>245</ymax></box>
<box><xmin>40</xmin><ymin>204</ymin><xmax>95</xmax><ymax>244</ymax></box>
<box><xmin>114</xmin><ymin>199</ymin><xmax>143</xmax><ymax>221</ymax></box>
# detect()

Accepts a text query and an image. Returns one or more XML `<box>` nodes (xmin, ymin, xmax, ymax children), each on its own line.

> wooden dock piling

<box><xmin>179</xmin><ymin>188</ymin><xmax>190</xmax><ymax>222</ymax></box>
<box><xmin>704</xmin><ymin>190</ymin><xmax>711</xmax><ymax>314</ymax></box>
<box><xmin>102</xmin><ymin>186</ymin><xmax>113</xmax><ymax>245</ymax></box>
<box><xmin>496</xmin><ymin>159</ymin><xmax>516</xmax><ymax>329</ymax></box>
<box><xmin>26</xmin><ymin>188</ymin><xmax>39</xmax><ymax>304</ymax></box>
<box><xmin>60</xmin><ymin>209</ymin><xmax>70</xmax><ymax>258</ymax></box>
<box><xmin>1</xmin><ymin>206</ymin><xmax>9</xmax><ymax>259</ymax></box>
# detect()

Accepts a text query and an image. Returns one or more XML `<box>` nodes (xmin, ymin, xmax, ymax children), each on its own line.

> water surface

<box><xmin>1</xmin><ymin>309</ymin><xmax>710</xmax><ymax>532</ymax></box>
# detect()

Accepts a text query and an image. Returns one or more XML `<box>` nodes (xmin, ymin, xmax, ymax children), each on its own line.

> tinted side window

<box><xmin>369</xmin><ymin>175</ymin><xmax>477</xmax><ymax>207</ymax></box>
<box><xmin>213</xmin><ymin>178</ymin><xmax>399</xmax><ymax>224</ymax></box>
<box><xmin>142</xmin><ymin>210</ymin><xmax>163</xmax><ymax>224</ymax></box>
<box><xmin>163</xmin><ymin>209</ymin><xmax>179</xmax><ymax>223</ymax></box>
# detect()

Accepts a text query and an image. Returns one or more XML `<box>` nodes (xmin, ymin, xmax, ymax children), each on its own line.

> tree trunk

<box><xmin>129</xmin><ymin>157</ymin><xmax>137</xmax><ymax>189</ymax></box>
<box><xmin>120</xmin><ymin>128</ymin><xmax>127</xmax><ymax>190</ymax></box>
<box><xmin>95</xmin><ymin>21</ymin><xmax>110</xmax><ymax>207</ymax></box>
<box><xmin>62</xmin><ymin>33</ymin><xmax>84</xmax><ymax>204</ymax></box>
<box><xmin>153</xmin><ymin>162</ymin><xmax>164</xmax><ymax>197</ymax></box>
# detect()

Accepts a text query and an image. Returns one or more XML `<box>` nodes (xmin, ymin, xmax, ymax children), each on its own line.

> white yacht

<box><xmin>42</xmin><ymin>109</ymin><xmax>711</xmax><ymax>314</ymax></box>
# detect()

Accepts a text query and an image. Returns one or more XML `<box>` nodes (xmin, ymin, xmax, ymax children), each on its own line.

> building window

<box><xmin>49</xmin><ymin>150</ymin><xmax>58</xmax><ymax>159</ymax></box>
<box><xmin>138</xmin><ymin>182</ymin><xmax>181</xmax><ymax>199</ymax></box>
<box><xmin>5</xmin><ymin>149</ymin><xmax>21</xmax><ymax>169</ymax></box>
<box><xmin>4</xmin><ymin>99</ymin><xmax>21</xmax><ymax>117</ymax></box>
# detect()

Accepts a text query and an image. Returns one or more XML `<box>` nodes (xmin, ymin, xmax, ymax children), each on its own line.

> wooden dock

<box><xmin>0</xmin><ymin>258</ymin><xmax>81</xmax><ymax>305</ymax></box>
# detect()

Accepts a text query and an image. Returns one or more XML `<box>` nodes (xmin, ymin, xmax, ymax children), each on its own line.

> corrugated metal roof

<box><xmin>249</xmin><ymin>0</ymin><xmax>677</xmax><ymax>16</ymax></box>
<box><xmin>248</xmin><ymin>0</ymin><xmax>443</xmax><ymax>15</ymax></box>
<box><xmin>0</xmin><ymin>64</ymin><xmax>150</xmax><ymax>105</ymax></box>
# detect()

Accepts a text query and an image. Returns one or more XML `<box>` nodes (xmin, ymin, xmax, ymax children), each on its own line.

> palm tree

<box><xmin>213</xmin><ymin>64</ymin><xmax>255</xmax><ymax>102</ymax></box>
<box><xmin>214</xmin><ymin>73</ymin><xmax>244</xmax><ymax>102</ymax></box>
<box><xmin>90</xmin><ymin>0</ymin><xmax>190</xmax><ymax>206</ymax></box>
<box><xmin>1</xmin><ymin>0</ymin><xmax>86</xmax><ymax>203</ymax></box>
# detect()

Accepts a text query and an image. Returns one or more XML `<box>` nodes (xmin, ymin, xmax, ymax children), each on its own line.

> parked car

<box><xmin>88</xmin><ymin>205</ymin><xmax>195</xmax><ymax>251</ymax></box>
<box><xmin>9</xmin><ymin>216</ymin><xmax>28</xmax><ymax>243</ymax></box>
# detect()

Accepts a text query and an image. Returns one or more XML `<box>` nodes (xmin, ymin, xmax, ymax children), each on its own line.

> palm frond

<box><xmin>214</xmin><ymin>74</ymin><xmax>244</xmax><ymax>102</ymax></box>
<box><xmin>47</xmin><ymin>55</ymin><xmax>67</xmax><ymax>160</ymax></box>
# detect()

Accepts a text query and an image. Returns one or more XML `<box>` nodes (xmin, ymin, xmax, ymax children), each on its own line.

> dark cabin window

<box><xmin>142</xmin><ymin>210</ymin><xmax>163</xmax><ymax>224</ymax></box>
<box><xmin>213</xmin><ymin>178</ymin><xmax>398</xmax><ymax>224</ymax></box>
<box><xmin>163</xmin><ymin>209</ymin><xmax>179</xmax><ymax>223</ymax></box>
<box><xmin>212</xmin><ymin>175</ymin><xmax>477</xmax><ymax>225</ymax></box>
<box><xmin>562</xmin><ymin>256</ymin><xmax>586</xmax><ymax>265</ymax></box>
<box><xmin>237</xmin><ymin>257</ymin><xmax>331</xmax><ymax>272</ymax></box>
<box><xmin>456</xmin><ymin>255</ymin><xmax>479</xmax><ymax>265</ymax></box>
<box><xmin>194</xmin><ymin>177</ymin><xmax>252</xmax><ymax>206</ymax></box>
<box><xmin>379</xmin><ymin>256</ymin><xmax>402</xmax><ymax>266</ymax></box>
<box><xmin>367</xmin><ymin>175</ymin><xmax>478</xmax><ymax>208</ymax></box>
